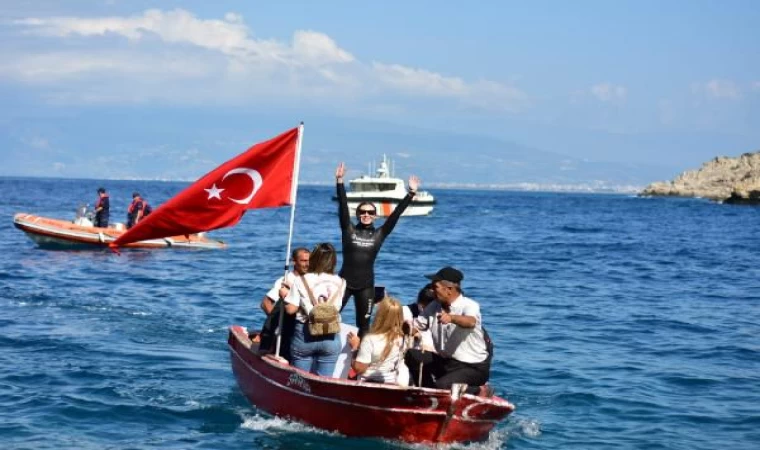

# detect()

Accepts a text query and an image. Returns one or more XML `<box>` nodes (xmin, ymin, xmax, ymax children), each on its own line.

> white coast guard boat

<box><xmin>339</xmin><ymin>155</ymin><xmax>436</xmax><ymax>217</ymax></box>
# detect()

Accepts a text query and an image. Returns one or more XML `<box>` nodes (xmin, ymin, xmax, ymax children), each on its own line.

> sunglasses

<box><xmin>358</xmin><ymin>210</ymin><xmax>376</xmax><ymax>216</ymax></box>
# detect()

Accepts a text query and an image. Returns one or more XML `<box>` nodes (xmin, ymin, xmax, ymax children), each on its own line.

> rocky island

<box><xmin>640</xmin><ymin>152</ymin><xmax>760</xmax><ymax>204</ymax></box>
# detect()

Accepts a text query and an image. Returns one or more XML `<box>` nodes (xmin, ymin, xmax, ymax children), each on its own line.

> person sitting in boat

<box><xmin>405</xmin><ymin>267</ymin><xmax>494</xmax><ymax>397</ymax></box>
<box><xmin>126</xmin><ymin>192</ymin><xmax>151</xmax><ymax>229</ymax></box>
<box><xmin>256</xmin><ymin>246</ymin><xmax>310</xmax><ymax>359</ymax></box>
<box><xmin>284</xmin><ymin>242</ymin><xmax>346</xmax><ymax>376</ymax></box>
<box><xmin>335</xmin><ymin>162</ymin><xmax>420</xmax><ymax>338</ymax></box>
<box><xmin>347</xmin><ymin>296</ymin><xmax>410</xmax><ymax>386</ymax></box>
<box><xmin>404</xmin><ymin>283</ymin><xmax>436</xmax><ymax>320</ymax></box>
<box><xmin>402</xmin><ymin>283</ymin><xmax>436</xmax><ymax>350</ymax></box>
<box><xmin>94</xmin><ymin>187</ymin><xmax>110</xmax><ymax>228</ymax></box>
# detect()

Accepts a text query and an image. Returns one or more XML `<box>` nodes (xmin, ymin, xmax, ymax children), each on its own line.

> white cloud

<box><xmin>691</xmin><ymin>79</ymin><xmax>741</xmax><ymax>100</ymax></box>
<box><xmin>12</xmin><ymin>9</ymin><xmax>349</xmax><ymax>68</ymax></box>
<box><xmin>292</xmin><ymin>30</ymin><xmax>354</xmax><ymax>64</ymax></box>
<box><xmin>590</xmin><ymin>83</ymin><xmax>627</xmax><ymax>103</ymax></box>
<box><xmin>372</xmin><ymin>63</ymin><xmax>527</xmax><ymax>111</ymax></box>
<box><xmin>752</xmin><ymin>81</ymin><xmax>760</xmax><ymax>92</ymax></box>
<box><xmin>3</xmin><ymin>8</ymin><xmax>527</xmax><ymax>113</ymax></box>
<box><xmin>372</xmin><ymin>63</ymin><xmax>467</xmax><ymax>96</ymax></box>
<box><xmin>3</xmin><ymin>51</ymin><xmax>213</xmax><ymax>81</ymax></box>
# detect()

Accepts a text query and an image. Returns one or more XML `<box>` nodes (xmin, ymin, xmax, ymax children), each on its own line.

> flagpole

<box><xmin>275</xmin><ymin>122</ymin><xmax>304</xmax><ymax>359</ymax></box>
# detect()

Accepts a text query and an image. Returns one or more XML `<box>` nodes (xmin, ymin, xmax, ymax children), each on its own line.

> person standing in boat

<box><xmin>256</xmin><ymin>246</ymin><xmax>310</xmax><ymax>359</ymax></box>
<box><xmin>93</xmin><ymin>187</ymin><xmax>110</xmax><ymax>228</ymax></box>
<box><xmin>126</xmin><ymin>192</ymin><xmax>150</xmax><ymax>229</ymax></box>
<box><xmin>335</xmin><ymin>162</ymin><xmax>420</xmax><ymax>338</ymax></box>
<box><xmin>284</xmin><ymin>242</ymin><xmax>346</xmax><ymax>376</ymax></box>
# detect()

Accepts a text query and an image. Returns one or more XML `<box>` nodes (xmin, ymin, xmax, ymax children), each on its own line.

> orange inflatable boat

<box><xmin>13</xmin><ymin>213</ymin><xmax>226</xmax><ymax>250</ymax></box>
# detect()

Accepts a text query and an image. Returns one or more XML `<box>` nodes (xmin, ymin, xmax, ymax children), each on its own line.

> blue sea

<box><xmin>1</xmin><ymin>177</ymin><xmax>759</xmax><ymax>450</ymax></box>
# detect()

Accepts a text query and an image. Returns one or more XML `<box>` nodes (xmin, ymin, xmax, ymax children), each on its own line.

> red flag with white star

<box><xmin>111</xmin><ymin>127</ymin><xmax>300</xmax><ymax>248</ymax></box>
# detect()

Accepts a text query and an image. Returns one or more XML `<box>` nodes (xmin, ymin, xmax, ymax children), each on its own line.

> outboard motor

<box><xmin>73</xmin><ymin>204</ymin><xmax>95</xmax><ymax>227</ymax></box>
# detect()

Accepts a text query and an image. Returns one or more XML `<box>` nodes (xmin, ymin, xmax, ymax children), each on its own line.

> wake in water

<box><xmin>240</xmin><ymin>411</ymin><xmax>540</xmax><ymax>449</ymax></box>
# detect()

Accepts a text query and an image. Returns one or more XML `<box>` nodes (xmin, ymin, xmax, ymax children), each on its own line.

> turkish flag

<box><xmin>111</xmin><ymin>126</ymin><xmax>300</xmax><ymax>248</ymax></box>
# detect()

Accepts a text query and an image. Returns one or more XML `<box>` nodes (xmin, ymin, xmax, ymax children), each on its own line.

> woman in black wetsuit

<box><xmin>335</xmin><ymin>162</ymin><xmax>420</xmax><ymax>337</ymax></box>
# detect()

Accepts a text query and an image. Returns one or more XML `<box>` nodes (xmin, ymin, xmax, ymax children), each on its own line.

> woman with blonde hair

<box><xmin>284</xmin><ymin>242</ymin><xmax>346</xmax><ymax>376</ymax></box>
<box><xmin>347</xmin><ymin>296</ymin><xmax>410</xmax><ymax>385</ymax></box>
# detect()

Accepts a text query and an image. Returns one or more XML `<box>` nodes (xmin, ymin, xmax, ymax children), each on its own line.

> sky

<box><xmin>1</xmin><ymin>1</ymin><xmax>759</xmax><ymax>187</ymax></box>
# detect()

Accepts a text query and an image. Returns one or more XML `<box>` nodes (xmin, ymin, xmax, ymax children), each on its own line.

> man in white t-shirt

<box><xmin>406</xmin><ymin>266</ymin><xmax>493</xmax><ymax>396</ymax></box>
<box><xmin>257</xmin><ymin>247</ymin><xmax>310</xmax><ymax>357</ymax></box>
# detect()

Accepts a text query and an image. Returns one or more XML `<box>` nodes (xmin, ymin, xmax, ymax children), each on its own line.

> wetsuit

<box><xmin>336</xmin><ymin>182</ymin><xmax>414</xmax><ymax>337</ymax></box>
<box><xmin>94</xmin><ymin>194</ymin><xmax>110</xmax><ymax>228</ymax></box>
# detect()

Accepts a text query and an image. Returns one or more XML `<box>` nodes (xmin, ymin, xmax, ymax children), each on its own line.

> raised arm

<box><xmin>380</xmin><ymin>175</ymin><xmax>419</xmax><ymax>235</ymax></box>
<box><xmin>336</xmin><ymin>162</ymin><xmax>351</xmax><ymax>230</ymax></box>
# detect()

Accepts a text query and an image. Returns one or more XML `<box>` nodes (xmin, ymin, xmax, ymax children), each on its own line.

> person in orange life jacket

<box><xmin>126</xmin><ymin>192</ymin><xmax>150</xmax><ymax>229</ymax></box>
<box><xmin>405</xmin><ymin>267</ymin><xmax>493</xmax><ymax>397</ymax></box>
<box><xmin>335</xmin><ymin>162</ymin><xmax>420</xmax><ymax>338</ymax></box>
<box><xmin>94</xmin><ymin>187</ymin><xmax>110</xmax><ymax>228</ymax></box>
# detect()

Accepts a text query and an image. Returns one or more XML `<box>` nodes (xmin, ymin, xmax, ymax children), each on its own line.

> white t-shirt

<box><xmin>355</xmin><ymin>333</ymin><xmax>408</xmax><ymax>385</ymax></box>
<box><xmin>285</xmin><ymin>273</ymin><xmax>345</xmax><ymax>323</ymax></box>
<box><xmin>265</xmin><ymin>271</ymin><xmax>299</xmax><ymax>302</ymax></box>
<box><xmin>414</xmin><ymin>295</ymin><xmax>489</xmax><ymax>364</ymax></box>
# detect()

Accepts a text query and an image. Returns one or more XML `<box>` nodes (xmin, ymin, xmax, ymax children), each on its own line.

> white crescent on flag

<box><xmin>222</xmin><ymin>168</ymin><xmax>263</xmax><ymax>205</ymax></box>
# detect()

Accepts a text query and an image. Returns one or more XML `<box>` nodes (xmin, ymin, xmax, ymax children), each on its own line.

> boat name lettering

<box><xmin>287</xmin><ymin>373</ymin><xmax>311</xmax><ymax>393</ymax></box>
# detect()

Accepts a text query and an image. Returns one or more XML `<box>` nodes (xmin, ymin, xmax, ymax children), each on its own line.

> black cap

<box><xmin>97</xmin><ymin>187</ymin><xmax>105</xmax><ymax>193</ymax></box>
<box><xmin>132</xmin><ymin>192</ymin><xmax>140</xmax><ymax>198</ymax></box>
<box><xmin>425</xmin><ymin>266</ymin><xmax>464</xmax><ymax>284</ymax></box>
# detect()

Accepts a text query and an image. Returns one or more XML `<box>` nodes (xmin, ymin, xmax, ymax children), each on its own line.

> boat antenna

<box><xmin>275</xmin><ymin>122</ymin><xmax>305</xmax><ymax>359</ymax></box>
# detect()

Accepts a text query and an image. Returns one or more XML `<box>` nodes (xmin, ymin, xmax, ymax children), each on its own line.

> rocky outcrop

<box><xmin>640</xmin><ymin>152</ymin><xmax>760</xmax><ymax>203</ymax></box>
<box><xmin>724</xmin><ymin>178</ymin><xmax>760</xmax><ymax>204</ymax></box>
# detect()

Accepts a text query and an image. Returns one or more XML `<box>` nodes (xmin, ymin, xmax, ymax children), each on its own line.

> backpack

<box><xmin>300</xmin><ymin>275</ymin><xmax>343</xmax><ymax>336</ymax></box>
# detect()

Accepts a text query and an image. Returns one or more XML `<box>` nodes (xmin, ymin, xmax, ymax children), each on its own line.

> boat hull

<box><xmin>228</xmin><ymin>325</ymin><xmax>514</xmax><ymax>443</ymax></box>
<box><xmin>13</xmin><ymin>213</ymin><xmax>226</xmax><ymax>250</ymax></box>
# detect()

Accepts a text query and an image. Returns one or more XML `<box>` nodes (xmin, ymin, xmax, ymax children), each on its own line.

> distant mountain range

<box><xmin>0</xmin><ymin>106</ymin><xmax>730</xmax><ymax>192</ymax></box>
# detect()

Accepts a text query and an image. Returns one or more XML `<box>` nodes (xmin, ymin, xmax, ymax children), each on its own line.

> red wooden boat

<box><xmin>228</xmin><ymin>325</ymin><xmax>515</xmax><ymax>444</ymax></box>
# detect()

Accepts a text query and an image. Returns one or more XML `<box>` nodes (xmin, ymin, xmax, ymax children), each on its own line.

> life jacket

<box><xmin>95</xmin><ymin>194</ymin><xmax>109</xmax><ymax>210</ymax></box>
<box><xmin>127</xmin><ymin>199</ymin><xmax>142</xmax><ymax>214</ymax></box>
<box><xmin>128</xmin><ymin>199</ymin><xmax>151</xmax><ymax>216</ymax></box>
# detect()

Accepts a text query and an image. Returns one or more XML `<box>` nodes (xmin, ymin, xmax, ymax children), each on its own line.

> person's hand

<box><xmin>347</xmin><ymin>331</ymin><xmax>360</xmax><ymax>351</ymax></box>
<box><xmin>408</xmin><ymin>175</ymin><xmax>420</xmax><ymax>194</ymax></box>
<box><xmin>437</xmin><ymin>311</ymin><xmax>452</xmax><ymax>325</ymax></box>
<box><xmin>278</xmin><ymin>283</ymin><xmax>290</xmax><ymax>299</ymax></box>
<box><xmin>336</xmin><ymin>163</ymin><xmax>345</xmax><ymax>181</ymax></box>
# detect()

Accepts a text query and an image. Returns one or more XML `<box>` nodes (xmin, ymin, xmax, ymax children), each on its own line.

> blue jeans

<box><xmin>290</xmin><ymin>321</ymin><xmax>340</xmax><ymax>377</ymax></box>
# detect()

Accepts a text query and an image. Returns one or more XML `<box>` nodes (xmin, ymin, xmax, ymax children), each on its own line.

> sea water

<box><xmin>0</xmin><ymin>177</ymin><xmax>758</xmax><ymax>449</ymax></box>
